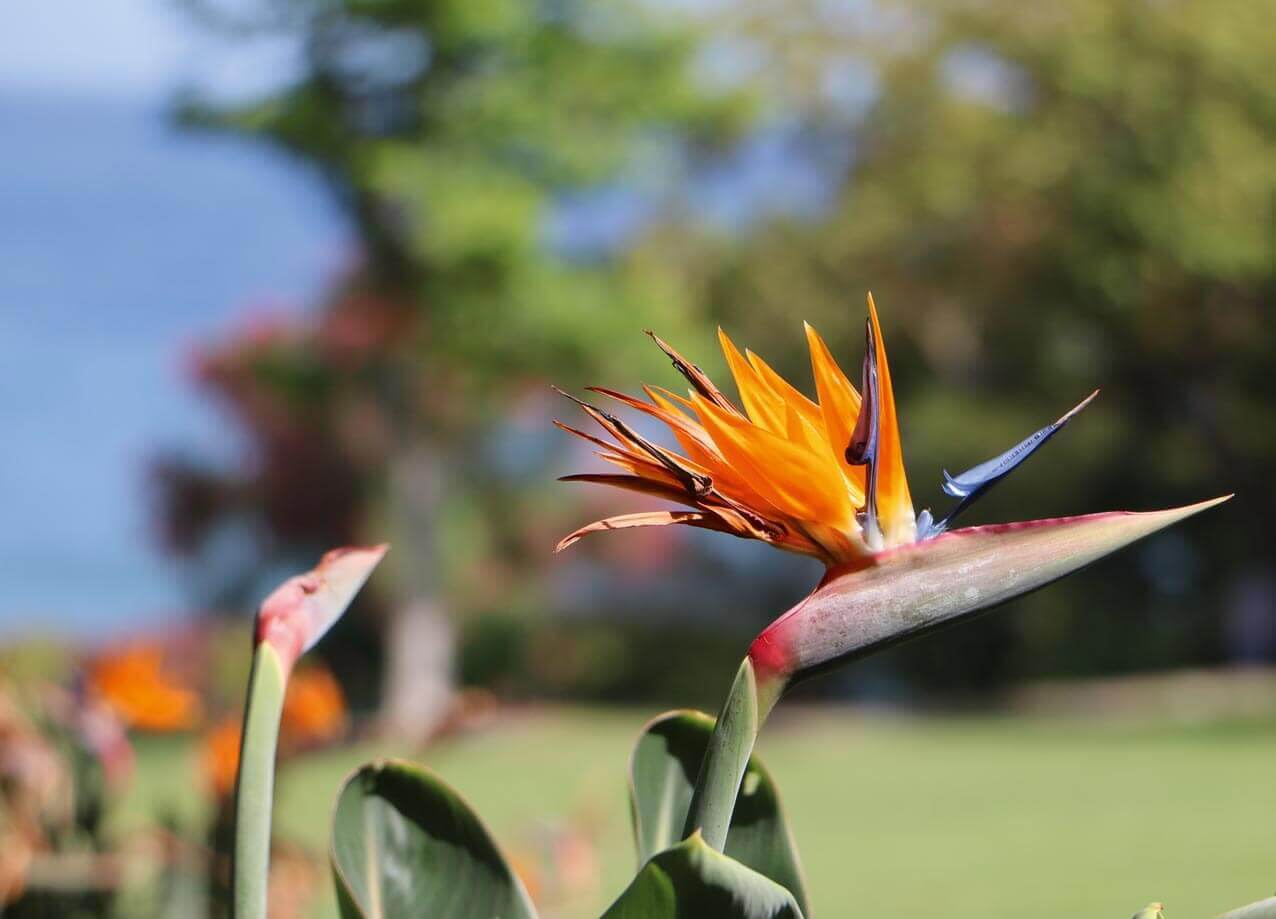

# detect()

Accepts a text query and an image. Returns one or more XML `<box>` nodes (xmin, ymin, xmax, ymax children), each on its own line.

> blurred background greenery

<box><xmin>1</xmin><ymin>0</ymin><xmax>1273</xmax><ymax>916</ymax></box>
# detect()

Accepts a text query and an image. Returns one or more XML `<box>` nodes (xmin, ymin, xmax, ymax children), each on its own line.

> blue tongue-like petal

<box><xmin>845</xmin><ymin>319</ymin><xmax>881</xmax><ymax>539</ymax></box>
<box><xmin>922</xmin><ymin>390</ymin><xmax>1098</xmax><ymax>538</ymax></box>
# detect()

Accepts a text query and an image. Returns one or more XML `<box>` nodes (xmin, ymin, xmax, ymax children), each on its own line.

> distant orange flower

<box><xmin>201</xmin><ymin>716</ymin><xmax>242</xmax><ymax>799</ymax></box>
<box><xmin>87</xmin><ymin>642</ymin><xmax>202</xmax><ymax>732</ymax></box>
<box><xmin>280</xmin><ymin>666</ymin><xmax>347</xmax><ymax>748</ymax></box>
<box><xmin>508</xmin><ymin>852</ymin><xmax>543</xmax><ymax>906</ymax></box>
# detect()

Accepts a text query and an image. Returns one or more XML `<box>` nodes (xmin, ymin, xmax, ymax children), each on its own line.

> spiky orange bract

<box><xmin>804</xmin><ymin>322</ymin><xmax>864</xmax><ymax>497</ymax></box>
<box><xmin>866</xmin><ymin>293</ymin><xmax>916</xmax><ymax>545</ymax></box>
<box><xmin>557</xmin><ymin>298</ymin><xmax>917</xmax><ymax>565</ymax></box>
<box><xmin>88</xmin><ymin>642</ymin><xmax>202</xmax><ymax>733</ymax></box>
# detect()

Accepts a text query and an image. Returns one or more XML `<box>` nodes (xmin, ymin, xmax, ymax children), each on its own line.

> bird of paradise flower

<box><xmin>555</xmin><ymin>294</ymin><xmax>1228</xmax><ymax>850</ymax></box>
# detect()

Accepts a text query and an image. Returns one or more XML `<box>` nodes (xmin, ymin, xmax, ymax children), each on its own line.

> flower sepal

<box><xmin>750</xmin><ymin>497</ymin><xmax>1230</xmax><ymax>687</ymax></box>
<box><xmin>256</xmin><ymin>544</ymin><xmax>389</xmax><ymax>676</ymax></box>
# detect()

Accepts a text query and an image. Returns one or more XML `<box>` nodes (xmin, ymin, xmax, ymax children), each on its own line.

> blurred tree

<box><xmin>159</xmin><ymin>0</ymin><xmax>754</xmax><ymax>732</ymax></box>
<box><xmin>162</xmin><ymin>0</ymin><xmax>1274</xmax><ymax>703</ymax></box>
<box><xmin>680</xmin><ymin>0</ymin><xmax>1276</xmax><ymax>683</ymax></box>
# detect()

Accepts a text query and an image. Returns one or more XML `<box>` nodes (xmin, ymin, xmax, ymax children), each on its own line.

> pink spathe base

<box><xmin>255</xmin><ymin>544</ymin><xmax>389</xmax><ymax>674</ymax></box>
<box><xmin>749</xmin><ymin>497</ymin><xmax>1229</xmax><ymax>684</ymax></box>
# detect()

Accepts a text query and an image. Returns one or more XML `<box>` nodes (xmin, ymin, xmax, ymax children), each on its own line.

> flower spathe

<box><xmin>747</xmin><ymin>497</ymin><xmax>1230</xmax><ymax>688</ymax></box>
<box><xmin>256</xmin><ymin>544</ymin><xmax>388</xmax><ymax>674</ymax></box>
<box><xmin>557</xmin><ymin>295</ymin><xmax>1230</xmax><ymax>688</ymax></box>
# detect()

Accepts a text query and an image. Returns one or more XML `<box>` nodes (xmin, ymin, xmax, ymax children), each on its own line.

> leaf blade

<box><xmin>630</xmin><ymin>710</ymin><xmax>809</xmax><ymax>915</ymax></box>
<box><xmin>604</xmin><ymin>834</ymin><xmax>803</xmax><ymax>919</ymax></box>
<box><xmin>331</xmin><ymin>759</ymin><xmax>536</xmax><ymax>919</ymax></box>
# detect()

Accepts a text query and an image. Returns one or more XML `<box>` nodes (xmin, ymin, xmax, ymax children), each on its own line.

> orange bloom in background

<box><xmin>87</xmin><ymin>642</ymin><xmax>202</xmax><ymax>732</ymax></box>
<box><xmin>279</xmin><ymin>666</ymin><xmax>347</xmax><ymax>748</ymax></box>
<box><xmin>201</xmin><ymin>716</ymin><xmax>242</xmax><ymax>799</ymax></box>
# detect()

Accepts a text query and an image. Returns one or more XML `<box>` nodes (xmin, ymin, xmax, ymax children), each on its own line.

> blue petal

<box><xmin>927</xmin><ymin>390</ymin><xmax>1098</xmax><ymax>535</ymax></box>
<box><xmin>845</xmin><ymin>318</ymin><xmax>879</xmax><ymax>467</ymax></box>
<box><xmin>916</xmin><ymin>508</ymin><xmax>943</xmax><ymax>539</ymax></box>
<box><xmin>845</xmin><ymin>318</ymin><xmax>882</xmax><ymax>538</ymax></box>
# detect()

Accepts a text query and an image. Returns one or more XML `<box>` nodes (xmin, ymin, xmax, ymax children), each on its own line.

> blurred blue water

<box><xmin>0</xmin><ymin>91</ymin><xmax>348</xmax><ymax>641</ymax></box>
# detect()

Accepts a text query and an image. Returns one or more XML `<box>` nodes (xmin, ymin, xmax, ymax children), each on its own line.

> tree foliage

<box><xmin>160</xmin><ymin>0</ymin><xmax>755</xmax><ymax>622</ymax></box>
<box><xmin>164</xmin><ymin>0</ymin><xmax>1276</xmax><ymax>690</ymax></box>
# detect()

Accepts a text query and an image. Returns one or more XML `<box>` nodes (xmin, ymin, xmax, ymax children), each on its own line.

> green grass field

<box><xmin>125</xmin><ymin>706</ymin><xmax>1276</xmax><ymax>918</ymax></box>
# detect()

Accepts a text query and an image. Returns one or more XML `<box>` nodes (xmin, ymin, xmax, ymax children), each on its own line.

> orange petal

<box><xmin>591</xmin><ymin>450</ymin><xmax>687</xmax><ymax>487</ymax></box>
<box><xmin>645</xmin><ymin>330</ymin><xmax>740</xmax><ymax>415</ymax></box>
<box><xmin>804</xmin><ymin>322</ymin><xmax>867</xmax><ymax>495</ymax></box>
<box><xmin>559</xmin><ymin>473</ymin><xmax>704</xmax><ymax>507</ymax></box>
<box><xmin>644</xmin><ymin>386</ymin><xmax>728</xmax><ymax>469</ymax></box>
<box><xmin>556</xmin><ymin>421</ymin><xmax>684</xmax><ymax>487</ymax></box>
<box><xmin>866</xmin><ymin>293</ymin><xmax>915</xmax><ymax>542</ymax></box>
<box><xmin>559</xmin><ymin>389</ymin><xmax>712</xmax><ymax>497</ymax></box>
<box><xmin>718</xmin><ymin>328</ymin><xmax>786</xmax><ymax>433</ymax></box>
<box><xmin>690</xmin><ymin>391</ymin><xmax>854</xmax><ymax>530</ymax></box>
<box><xmin>555</xmin><ymin>510</ymin><xmax>735</xmax><ymax>552</ymax></box>
<box><xmin>553</xmin><ymin>419</ymin><xmax>641</xmax><ymax>462</ymax></box>
<box><xmin>746</xmin><ymin>348</ymin><xmax>824</xmax><ymax>432</ymax></box>
<box><xmin>643</xmin><ymin>385</ymin><xmax>789</xmax><ymax>514</ymax></box>
<box><xmin>646</xmin><ymin>385</ymin><xmax>697</xmax><ymax>415</ymax></box>
<box><xmin>592</xmin><ymin>387</ymin><xmax>719</xmax><ymax>459</ymax></box>
<box><xmin>783</xmin><ymin>401</ymin><xmax>824</xmax><ymax>460</ymax></box>
<box><xmin>734</xmin><ymin>347</ymin><xmax>865</xmax><ymax>505</ymax></box>
<box><xmin>565</xmin><ymin>389</ymin><xmax>774</xmax><ymax>523</ymax></box>
<box><xmin>560</xmin><ymin>474</ymin><xmax>818</xmax><ymax>556</ymax></box>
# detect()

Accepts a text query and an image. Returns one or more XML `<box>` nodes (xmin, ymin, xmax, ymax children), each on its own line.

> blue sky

<box><xmin>0</xmin><ymin>2</ymin><xmax>346</xmax><ymax>640</ymax></box>
<box><xmin>0</xmin><ymin>0</ymin><xmax>844</xmax><ymax>641</ymax></box>
<box><xmin>0</xmin><ymin>0</ymin><xmax>295</xmax><ymax>101</ymax></box>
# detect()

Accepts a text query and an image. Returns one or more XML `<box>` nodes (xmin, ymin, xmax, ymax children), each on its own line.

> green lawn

<box><xmin>126</xmin><ymin>707</ymin><xmax>1276</xmax><ymax>918</ymax></box>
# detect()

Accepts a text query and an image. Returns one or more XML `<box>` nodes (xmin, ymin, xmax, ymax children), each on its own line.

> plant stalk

<box><xmin>1216</xmin><ymin>898</ymin><xmax>1276</xmax><ymax>918</ymax></box>
<box><xmin>682</xmin><ymin>657</ymin><xmax>785</xmax><ymax>851</ymax></box>
<box><xmin>231</xmin><ymin>643</ymin><xmax>287</xmax><ymax>919</ymax></box>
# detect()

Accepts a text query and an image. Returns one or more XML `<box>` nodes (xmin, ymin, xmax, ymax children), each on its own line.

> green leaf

<box><xmin>603</xmin><ymin>833</ymin><xmax>803</xmax><ymax>919</ymax></box>
<box><xmin>331</xmin><ymin>759</ymin><xmax>536</xmax><ymax>919</ymax></box>
<box><xmin>1217</xmin><ymin>898</ymin><xmax>1276</xmax><ymax>918</ymax></box>
<box><xmin>630</xmin><ymin>710</ymin><xmax>809</xmax><ymax>916</ymax></box>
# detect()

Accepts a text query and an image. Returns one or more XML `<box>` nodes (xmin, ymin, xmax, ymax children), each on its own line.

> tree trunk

<box><xmin>379</xmin><ymin>445</ymin><xmax>455</xmax><ymax>740</ymax></box>
<box><xmin>380</xmin><ymin>597</ymin><xmax>455</xmax><ymax>741</ymax></box>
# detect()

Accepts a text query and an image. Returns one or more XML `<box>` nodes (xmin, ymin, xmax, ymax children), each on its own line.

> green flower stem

<box><xmin>231</xmin><ymin>643</ymin><xmax>288</xmax><ymax>919</ymax></box>
<box><xmin>683</xmin><ymin>657</ymin><xmax>786</xmax><ymax>851</ymax></box>
<box><xmin>1216</xmin><ymin>898</ymin><xmax>1276</xmax><ymax>918</ymax></box>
